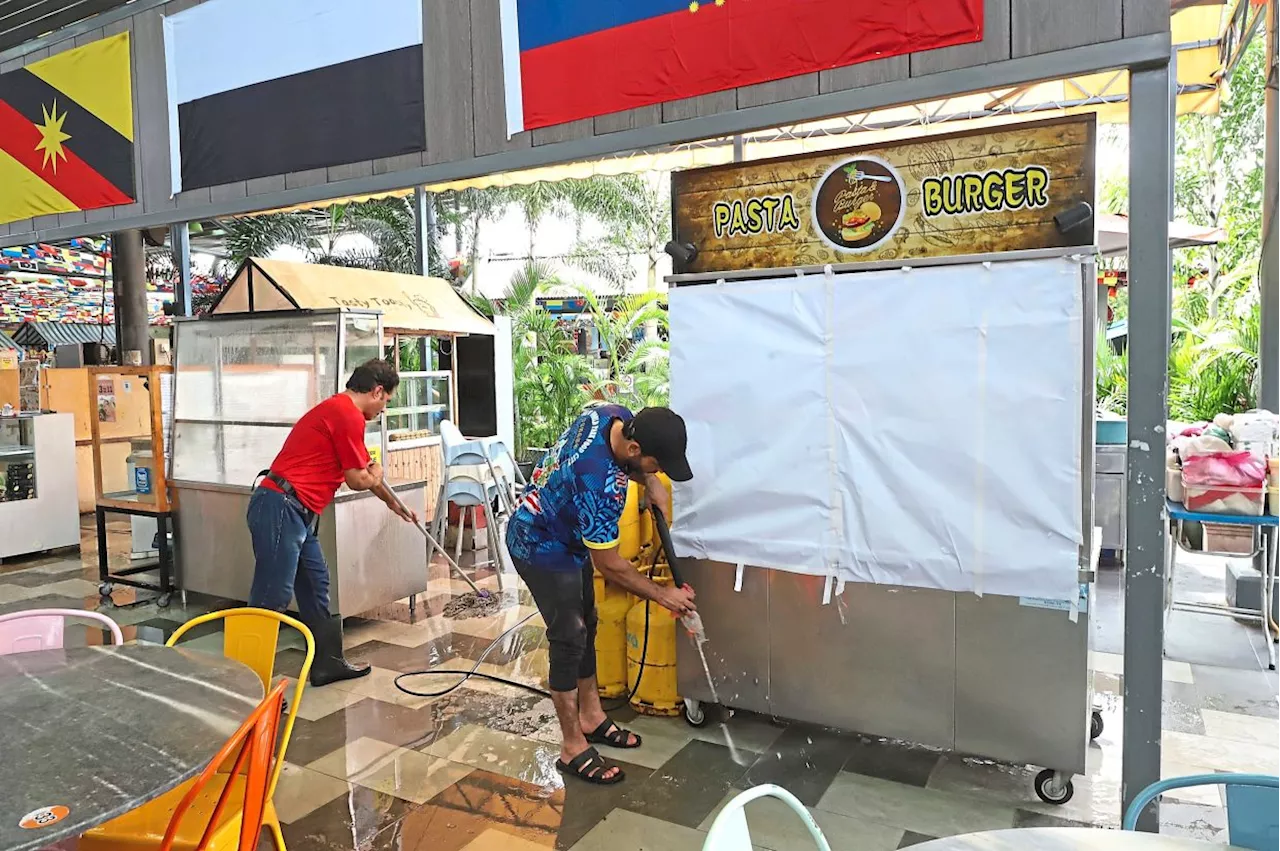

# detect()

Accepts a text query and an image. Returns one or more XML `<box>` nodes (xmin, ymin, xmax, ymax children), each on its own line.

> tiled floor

<box><xmin>1</xmin><ymin>519</ymin><xmax>1277</xmax><ymax>850</ymax></box>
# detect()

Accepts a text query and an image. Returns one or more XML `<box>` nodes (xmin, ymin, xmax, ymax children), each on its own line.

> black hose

<box><xmin>394</xmin><ymin>542</ymin><xmax>661</xmax><ymax>704</ymax></box>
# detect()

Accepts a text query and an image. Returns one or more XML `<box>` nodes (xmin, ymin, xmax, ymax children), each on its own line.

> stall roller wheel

<box><xmin>681</xmin><ymin>698</ymin><xmax>708</xmax><ymax>728</ymax></box>
<box><xmin>1034</xmin><ymin>769</ymin><xmax>1074</xmax><ymax>805</ymax></box>
<box><xmin>157</xmin><ymin>593</ymin><xmax>172</xmax><ymax>609</ymax></box>
<box><xmin>1090</xmin><ymin>709</ymin><xmax>1104</xmax><ymax>741</ymax></box>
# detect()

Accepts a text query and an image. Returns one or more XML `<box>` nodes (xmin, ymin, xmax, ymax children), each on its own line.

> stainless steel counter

<box><xmin>1096</xmin><ymin>444</ymin><xmax>1127</xmax><ymax>559</ymax></box>
<box><xmin>172</xmin><ymin>479</ymin><xmax>428</xmax><ymax>617</ymax></box>
<box><xmin>677</xmin><ymin>559</ymin><xmax>1094</xmax><ymax>778</ymax></box>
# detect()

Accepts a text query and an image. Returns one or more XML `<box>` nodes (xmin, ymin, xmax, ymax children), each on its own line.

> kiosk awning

<box><xmin>210</xmin><ymin>259</ymin><xmax>494</xmax><ymax>336</ymax></box>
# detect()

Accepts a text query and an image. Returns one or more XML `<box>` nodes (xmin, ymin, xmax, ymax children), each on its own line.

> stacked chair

<box><xmin>428</xmin><ymin>420</ymin><xmax>523</xmax><ymax>593</ymax></box>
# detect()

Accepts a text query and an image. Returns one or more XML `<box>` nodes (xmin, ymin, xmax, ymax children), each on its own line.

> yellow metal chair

<box><xmin>80</xmin><ymin>608</ymin><xmax>315</xmax><ymax>851</ymax></box>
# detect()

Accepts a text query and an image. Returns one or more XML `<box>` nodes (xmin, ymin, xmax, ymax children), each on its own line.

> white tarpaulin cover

<box><xmin>670</xmin><ymin>256</ymin><xmax>1085</xmax><ymax>601</ymax></box>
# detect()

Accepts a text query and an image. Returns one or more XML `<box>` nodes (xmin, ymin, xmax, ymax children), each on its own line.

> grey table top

<box><xmin>911</xmin><ymin>828</ymin><xmax>1241</xmax><ymax>850</ymax></box>
<box><xmin>0</xmin><ymin>644</ymin><xmax>263</xmax><ymax>851</ymax></box>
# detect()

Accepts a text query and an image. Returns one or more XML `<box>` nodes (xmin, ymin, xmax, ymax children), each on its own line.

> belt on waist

<box><xmin>257</xmin><ymin>470</ymin><xmax>319</xmax><ymax>531</ymax></box>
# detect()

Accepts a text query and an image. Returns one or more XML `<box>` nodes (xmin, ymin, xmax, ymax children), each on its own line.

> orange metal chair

<box><xmin>81</xmin><ymin>609</ymin><xmax>315</xmax><ymax>851</ymax></box>
<box><xmin>81</xmin><ymin>680</ymin><xmax>287</xmax><ymax>851</ymax></box>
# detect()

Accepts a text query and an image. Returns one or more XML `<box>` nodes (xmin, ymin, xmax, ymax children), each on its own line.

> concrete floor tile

<box><xmin>569</xmin><ymin>809</ymin><xmax>706</xmax><ymax>851</ymax></box>
<box><xmin>1164</xmin><ymin>729</ymin><xmax>1280</xmax><ymax>774</ymax></box>
<box><xmin>594</xmin><ymin>714</ymin><xmax>695</xmax><ymax>770</ymax></box>
<box><xmin>819</xmin><ymin>772</ymin><xmax>1018</xmax><ymax>837</ymax></box>
<box><xmin>283</xmin><ymin>678</ymin><xmax>364</xmax><ymax>722</ymax></box>
<box><xmin>423</xmin><ymin>722</ymin><xmax>566</xmax><ymax>790</ymax></box>
<box><xmin>699</xmin><ymin>790</ymin><xmax>904</xmax><ymax>851</ymax></box>
<box><xmin>306</xmin><ymin>736</ymin><xmax>403</xmax><ymax>782</ymax></box>
<box><xmin>1200</xmin><ymin>708</ymin><xmax>1280</xmax><ymax>747</ymax></box>
<box><xmin>272</xmin><ymin>762</ymin><xmax>352</xmax><ymax>823</ymax></box>
<box><xmin>459</xmin><ymin>829</ymin><xmax>551</xmax><ymax>851</ymax></box>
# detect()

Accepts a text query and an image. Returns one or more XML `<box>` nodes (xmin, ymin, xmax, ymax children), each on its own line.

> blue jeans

<box><xmin>246</xmin><ymin>487</ymin><xmax>330</xmax><ymax>623</ymax></box>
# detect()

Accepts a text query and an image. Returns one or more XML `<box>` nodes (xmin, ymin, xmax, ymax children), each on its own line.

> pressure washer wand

<box><xmin>650</xmin><ymin>505</ymin><xmax>706</xmax><ymax>644</ymax></box>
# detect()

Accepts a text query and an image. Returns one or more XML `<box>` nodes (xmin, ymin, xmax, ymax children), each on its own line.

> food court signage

<box><xmin>672</xmin><ymin>115</ymin><xmax>1095</xmax><ymax>274</ymax></box>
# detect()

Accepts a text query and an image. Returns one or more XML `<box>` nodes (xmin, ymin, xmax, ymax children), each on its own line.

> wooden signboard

<box><xmin>671</xmin><ymin>115</ymin><xmax>1096</xmax><ymax>275</ymax></box>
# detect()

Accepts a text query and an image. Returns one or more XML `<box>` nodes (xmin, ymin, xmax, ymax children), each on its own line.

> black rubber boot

<box><xmin>308</xmin><ymin>614</ymin><xmax>371</xmax><ymax>687</ymax></box>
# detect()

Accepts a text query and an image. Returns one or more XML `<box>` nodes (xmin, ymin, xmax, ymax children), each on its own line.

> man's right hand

<box><xmin>657</xmin><ymin>584</ymin><xmax>697</xmax><ymax>617</ymax></box>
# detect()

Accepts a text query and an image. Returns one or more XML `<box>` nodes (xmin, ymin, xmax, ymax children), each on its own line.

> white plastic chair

<box><xmin>702</xmin><ymin>785</ymin><xmax>833</xmax><ymax>851</ymax></box>
<box><xmin>0</xmin><ymin>608</ymin><xmax>124</xmax><ymax>655</ymax></box>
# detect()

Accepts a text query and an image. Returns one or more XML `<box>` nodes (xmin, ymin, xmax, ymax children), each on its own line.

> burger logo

<box><xmin>812</xmin><ymin>156</ymin><xmax>905</xmax><ymax>253</ymax></box>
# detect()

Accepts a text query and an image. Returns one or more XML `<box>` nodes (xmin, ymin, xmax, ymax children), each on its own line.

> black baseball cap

<box><xmin>629</xmin><ymin>407</ymin><xmax>693</xmax><ymax>482</ymax></box>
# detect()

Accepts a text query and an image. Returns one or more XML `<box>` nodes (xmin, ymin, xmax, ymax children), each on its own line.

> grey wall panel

<box><xmin>424</xmin><ymin>0</ymin><xmax>474</xmax><ymax>164</ymax></box>
<box><xmin>374</xmin><ymin>152</ymin><xmax>426</xmax><ymax>175</ymax></box>
<box><xmin>244</xmin><ymin>174</ymin><xmax>286</xmax><ymax>197</ymax></box>
<box><xmin>176</xmin><ymin>185</ymin><xmax>210</xmax><ymax>210</ymax></box>
<box><xmin>284</xmin><ymin>168</ymin><xmax>329</xmax><ymax>191</ymax></box>
<box><xmin>820</xmin><ymin>55</ymin><xmax>909</xmax><ymax>93</ymax></box>
<box><xmin>1012</xmin><ymin>0</ymin><xmax>1123</xmax><ymax>58</ymax></box>
<box><xmin>57</xmin><ymin>211</ymin><xmax>86</xmax><ymax>228</ymax></box>
<box><xmin>595</xmin><ymin>105</ymin><xmax>662</xmax><ymax>136</ymax></box>
<box><xmin>911</xmin><ymin>0</ymin><xmax>1012</xmax><ymax>76</ymax></box>
<box><xmin>209</xmin><ymin>181</ymin><xmax>247</xmax><ymax>205</ymax></box>
<box><xmin>129</xmin><ymin>11</ymin><xmax>173</xmax><ymax>217</ymax></box>
<box><xmin>328</xmin><ymin>161</ymin><xmax>375</xmax><ymax>183</ymax></box>
<box><xmin>532</xmin><ymin>118</ymin><xmax>595</xmax><ymax>147</ymax></box>
<box><xmin>1122</xmin><ymin>0</ymin><xmax>1169</xmax><ymax>37</ymax></box>
<box><xmin>737</xmin><ymin>73</ymin><xmax>820</xmax><ymax>109</ymax></box>
<box><xmin>663</xmin><ymin>91</ymin><xmax>738</xmax><ymax>123</ymax></box>
<box><xmin>73</xmin><ymin>27</ymin><xmax>104</xmax><ymax>47</ymax></box>
<box><xmin>469</xmin><ymin>0</ymin><xmax>531</xmax><ymax>156</ymax></box>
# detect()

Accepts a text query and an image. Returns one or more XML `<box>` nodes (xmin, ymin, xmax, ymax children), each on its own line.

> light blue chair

<box><xmin>1123</xmin><ymin>773</ymin><xmax>1279</xmax><ymax>851</ymax></box>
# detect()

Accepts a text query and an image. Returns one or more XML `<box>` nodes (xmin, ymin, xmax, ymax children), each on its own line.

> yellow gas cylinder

<box><xmin>626</xmin><ymin>572</ymin><xmax>681</xmax><ymax>716</ymax></box>
<box><xmin>616</xmin><ymin>480</ymin><xmax>645</xmax><ymax>561</ymax></box>
<box><xmin>593</xmin><ymin>570</ymin><xmax>632</xmax><ymax>699</ymax></box>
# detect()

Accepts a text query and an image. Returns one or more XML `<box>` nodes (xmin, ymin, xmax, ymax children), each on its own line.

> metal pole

<box><xmin>1122</xmin><ymin>59</ymin><xmax>1173</xmax><ymax>834</ymax></box>
<box><xmin>732</xmin><ymin>134</ymin><xmax>745</xmax><ymax>162</ymax></box>
<box><xmin>112</xmin><ymin>229</ymin><xmax>150</xmax><ymax>365</ymax></box>
<box><xmin>168</xmin><ymin>223</ymin><xmax>192</xmax><ymax>318</ymax></box>
<box><xmin>413</xmin><ymin>186</ymin><xmax>434</xmax><ymax>277</ymax></box>
<box><xmin>1259</xmin><ymin>0</ymin><xmax>1278</xmax><ymax>413</ymax></box>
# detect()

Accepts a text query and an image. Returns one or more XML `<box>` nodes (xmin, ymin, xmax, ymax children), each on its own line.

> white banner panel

<box><xmin>670</xmin><ymin>257</ymin><xmax>1084</xmax><ymax>602</ymax></box>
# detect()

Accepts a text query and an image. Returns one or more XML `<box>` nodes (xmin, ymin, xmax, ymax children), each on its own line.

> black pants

<box><xmin>513</xmin><ymin>557</ymin><xmax>597</xmax><ymax>693</ymax></box>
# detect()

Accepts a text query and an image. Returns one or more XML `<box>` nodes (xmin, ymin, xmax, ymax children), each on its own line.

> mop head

<box><xmin>442</xmin><ymin>591</ymin><xmax>500</xmax><ymax>619</ymax></box>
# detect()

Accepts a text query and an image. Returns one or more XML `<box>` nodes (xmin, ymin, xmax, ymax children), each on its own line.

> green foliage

<box><xmin>1096</xmin><ymin>343</ymin><xmax>1128</xmax><ymax>415</ymax></box>
<box><xmin>1096</xmin><ymin>36</ymin><xmax>1266</xmax><ymax>420</ymax></box>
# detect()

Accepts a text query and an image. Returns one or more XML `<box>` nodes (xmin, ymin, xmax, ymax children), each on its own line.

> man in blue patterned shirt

<box><xmin>506</xmin><ymin>404</ymin><xmax>696</xmax><ymax>785</ymax></box>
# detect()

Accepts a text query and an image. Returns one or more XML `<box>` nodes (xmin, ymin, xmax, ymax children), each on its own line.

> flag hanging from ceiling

<box><xmin>0</xmin><ymin>32</ymin><xmax>135</xmax><ymax>226</ymax></box>
<box><xmin>164</xmin><ymin>0</ymin><xmax>424</xmax><ymax>193</ymax></box>
<box><xmin>501</xmin><ymin>0</ymin><xmax>983</xmax><ymax>135</ymax></box>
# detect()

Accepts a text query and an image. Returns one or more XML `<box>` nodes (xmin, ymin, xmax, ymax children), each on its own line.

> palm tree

<box><xmin>220</xmin><ymin>196</ymin><xmax>449</xmax><ymax>277</ymax></box>
<box><xmin>572</xmin><ymin>285</ymin><xmax>669</xmax><ymax>408</ymax></box>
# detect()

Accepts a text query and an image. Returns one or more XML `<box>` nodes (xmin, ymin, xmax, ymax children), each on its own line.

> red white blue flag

<box><xmin>500</xmin><ymin>0</ymin><xmax>983</xmax><ymax>135</ymax></box>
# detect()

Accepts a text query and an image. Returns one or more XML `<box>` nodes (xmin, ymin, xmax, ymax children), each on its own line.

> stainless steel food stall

<box><xmin>169</xmin><ymin>306</ymin><xmax>428</xmax><ymax>615</ymax></box>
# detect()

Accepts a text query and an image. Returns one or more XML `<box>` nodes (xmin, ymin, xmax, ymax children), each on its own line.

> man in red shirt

<box><xmin>248</xmin><ymin>359</ymin><xmax>417</xmax><ymax>686</ymax></box>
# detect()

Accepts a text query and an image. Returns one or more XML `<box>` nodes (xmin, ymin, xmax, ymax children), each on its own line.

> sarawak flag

<box><xmin>0</xmin><ymin>32</ymin><xmax>135</xmax><ymax>226</ymax></box>
<box><xmin>501</xmin><ymin>0</ymin><xmax>983</xmax><ymax>134</ymax></box>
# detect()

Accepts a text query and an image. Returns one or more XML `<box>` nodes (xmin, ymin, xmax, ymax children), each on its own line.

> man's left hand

<box><xmin>646</xmin><ymin>474</ymin><xmax>670</xmax><ymax>525</ymax></box>
<box><xmin>381</xmin><ymin>492</ymin><xmax>418</xmax><ymax>524</ymax></box>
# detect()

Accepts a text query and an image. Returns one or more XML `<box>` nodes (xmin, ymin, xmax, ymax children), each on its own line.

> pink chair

<box><xmin>0</xmin><ymin>608</ymin><xmax>125</xmax><ymax>655</ymax></box>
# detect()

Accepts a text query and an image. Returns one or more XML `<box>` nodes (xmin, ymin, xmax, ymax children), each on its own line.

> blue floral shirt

<box><xmin>507</xmin><ymin>405</ymin><xmax>632</xmax><ymax>571</ymax></box>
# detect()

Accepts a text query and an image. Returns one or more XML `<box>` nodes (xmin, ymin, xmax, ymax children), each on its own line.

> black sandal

<box><xmin>556</xmin><ymin>746</ymin><xmax>625</xmax><ymax>785</ymax></box>
<box><xmin>585</xmin><ymin>719</ymin><xmax>642</xmax><ymax>749</ymax></box>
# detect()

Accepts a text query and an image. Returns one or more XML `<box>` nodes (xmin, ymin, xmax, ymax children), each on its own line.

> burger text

<box><xmin>921</xmin><ymin>166</ymin><xmax>1050</xmax><ymax>217</ymax></box>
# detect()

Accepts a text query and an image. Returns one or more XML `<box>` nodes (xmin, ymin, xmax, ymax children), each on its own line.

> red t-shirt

<box><xmin>263</xmin><ymin>394</ymin><xmax>371</xmax><ymax>513</ymax></box>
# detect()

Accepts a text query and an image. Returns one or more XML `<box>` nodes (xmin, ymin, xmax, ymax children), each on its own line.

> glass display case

<box><xmin>170</xmin><ymin>308</ymin><xmax>427</xmax><ymax>618</ymax></box>
<box><xmin>171</xmin><ymin>309</ymin><xmax>386</xmax><ymax>487</ymax></box>
<box><xmin>0</xmin><ymin>417</ymin><xmax>37</xmax><ymax>502</ymax></box>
